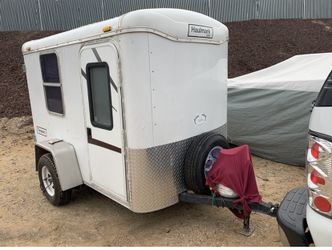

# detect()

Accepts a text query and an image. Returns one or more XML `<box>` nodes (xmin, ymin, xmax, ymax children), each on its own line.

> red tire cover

<box><xmin>206</xmin><ymin>144</ymin><xmax>262</xmax><ymax>218</ymax></box>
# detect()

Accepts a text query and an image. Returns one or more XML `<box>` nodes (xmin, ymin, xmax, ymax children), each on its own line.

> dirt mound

<box><xmin>0</xmin><ymin>31</ymin><xmax>57</xmax><ymax>119</ymax></box>
<box><xmin>227</xmin><ymin>19</ymin><xmax>332</xmax><ymax>78</ymax></box>
<box><xmin>1</xmin><ymin>19</ymin><xmax>332</xmax><ymax>118</ymax></box>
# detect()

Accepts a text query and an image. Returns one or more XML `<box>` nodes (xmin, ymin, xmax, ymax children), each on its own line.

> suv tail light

<box><xmin>310</xmin><ymin>169</ymin><xmax>325</xmax><ymax>185</ymax></box>
<box><xmin>310</xmin><ymin>142</ymin><xmax>321</xmax><ymax>159</ymax></box>
<box><xmin>307</xmin><ymin>135</ymin><xmax>332</xmax><ymax>217</ymax></box>
<box><xmin>314</xmin><ymin>196</ymin><xmax>331</xmax><ymax>212</ymax></box>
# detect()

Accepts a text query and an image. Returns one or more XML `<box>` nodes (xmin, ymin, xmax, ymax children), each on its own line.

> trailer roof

<box><xmin>22</xmin><ymin>8</ymin><xmax>228</xmax><ymax>53</ymax></box>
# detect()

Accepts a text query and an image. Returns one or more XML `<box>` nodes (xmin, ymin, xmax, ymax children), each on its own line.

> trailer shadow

<box><xmin>61</xmin><ymin>184</ymin><xmax>247</xmax><ymax>246</ymax></box>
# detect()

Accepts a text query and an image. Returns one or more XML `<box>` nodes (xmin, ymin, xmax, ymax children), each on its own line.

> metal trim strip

<box><xmin>87</xmin><ymin>134</ymin><xmax>122</xmax><ymax>153</ymax></box>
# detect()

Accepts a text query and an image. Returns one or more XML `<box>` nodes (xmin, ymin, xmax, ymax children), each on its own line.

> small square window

<box><xmin>40</xmin><ymin>53</ymin><xmax>60</xmax><ymax>83</ymax></box>
<box><xmin>44</xmin><ymin>86</ymin><xmax>63</xmax><ymax>114</ymax></box>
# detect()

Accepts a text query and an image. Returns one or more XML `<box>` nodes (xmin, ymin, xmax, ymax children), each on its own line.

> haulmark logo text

<box><xmin>188</xmin><ymin>24</ymin><xmax>213</xmax><ymax>38</ymax></box>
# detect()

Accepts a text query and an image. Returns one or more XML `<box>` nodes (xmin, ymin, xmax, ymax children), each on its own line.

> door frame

<box><xmin>80</xmin><ymin>40</ymin><xmax>129</xmax><ymax>205</ymax></box>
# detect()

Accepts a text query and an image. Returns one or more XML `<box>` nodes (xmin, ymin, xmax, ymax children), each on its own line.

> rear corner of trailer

<box><xmin>117</xmin><ymin>9</ymin><xmax>230</xmax><ymax>213</ymax></box>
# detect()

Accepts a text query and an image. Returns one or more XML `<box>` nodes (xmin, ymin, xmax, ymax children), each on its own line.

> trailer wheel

<box><xmin>37</xmin><ymin>153</ymin><xmax>71</xmax><ymax>206</ymax></box>
<box><xmin>184</xmin><ymin>132</ymin><xmax>229</xmax><ymax>194</ymax></box>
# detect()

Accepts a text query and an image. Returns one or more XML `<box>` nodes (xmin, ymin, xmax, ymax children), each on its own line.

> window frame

<box><xmin>39</xmin><ymin>52</ymin><xmax>64</xmax><ymax>116</ymax></box>
<box><xmin>86</xmin><ymin>62</ymin><xmax>113</xmax><ymax>130</ymax></box>
<box><xmin>40</xmin><ymin>53</ymin><xmax>60</xmax><ymax>83</ymax></box>
<box><xmin>44</xmin><ymin>85</ymin><xmax>64</xmax><ymax>115</ymax></box>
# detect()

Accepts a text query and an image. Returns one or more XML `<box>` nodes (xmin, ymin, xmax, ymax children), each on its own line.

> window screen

<box><xmin>44</xmin><ymin>86</ymin><xmax>64</xmax><ymax>114</ymax></box>
<box><xmin>40</xmin><ymin>53</ymin><xmax>60</xmax><ymax>83</ymax></box>
<box><xmin>316</xmin><ymin>71</ymin><xmax>332</xmax><ymax>107</ymax></box>
<box><xmin>87</xmin><ymin>63</ymin><xmax>113</xmax><ymax>130</ymax></box>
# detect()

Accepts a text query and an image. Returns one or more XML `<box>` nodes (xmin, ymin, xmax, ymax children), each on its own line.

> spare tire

<box><xmin>184</xmin><ymin>132</ymin><xmax>230</xmax><ymax>194</ymax></box>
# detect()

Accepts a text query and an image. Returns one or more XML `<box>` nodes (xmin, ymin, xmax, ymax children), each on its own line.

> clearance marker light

<box><xmin>103</xmin><ymin>25</ymin><xmax>112</xmax><ymax>32</ymax></box>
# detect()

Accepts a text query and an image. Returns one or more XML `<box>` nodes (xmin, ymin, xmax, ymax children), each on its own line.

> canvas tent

<box><xmin>228</xmin><ymin>53</ymin><xmax>332</xmax><ymax>166</ymax></box>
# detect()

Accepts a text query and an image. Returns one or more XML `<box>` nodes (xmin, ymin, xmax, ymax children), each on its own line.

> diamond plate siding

<box><xmin>304</xmin><ymin>0</ymin><xmax>332</xmax><ymax>19</ymax></box>
<box><xmin>40</xmin><ymin>0</ymin><xmax>103</xmax><ymax>30</ymax></box>
<box><xmin>126</xmin><ymin>124</ymin><xmax>227</xmax><ymax>213</ymax></box>
<box><xmin>155</xmin><ymin>0</ymin><xmax>209</xmax><ymax>15</ymax></box>
<box><xmin>0</xmin><ymin>0</ymin><xmax>40</xmax><ymax>31</ymax></box>
<box><xmin>256</xmin><ymin>0</ymin><xmax>303</xmax><ymax>19</ymax></box>
<box><xmin>210</xmin><ymin>0</ymin><xmax>256</xmax><ymax>22</ymax></box>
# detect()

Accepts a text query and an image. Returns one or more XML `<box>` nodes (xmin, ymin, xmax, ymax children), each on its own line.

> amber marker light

<box><xmin>103</xmin><ymin>25</ymin><xmax>112</xmax><ymax>32</ymax></box>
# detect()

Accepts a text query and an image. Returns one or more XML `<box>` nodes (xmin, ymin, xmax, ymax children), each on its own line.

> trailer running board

<box><xmin>179</xmin><ymin>191</ymin><xmax>279</xmax><ymax>236</ymax></box>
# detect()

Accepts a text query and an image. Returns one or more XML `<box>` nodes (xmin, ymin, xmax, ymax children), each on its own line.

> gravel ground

<box><xmin>0</xmin><ymin>117</ymin><xmax>305</xmax><ymax>246</ymax></box>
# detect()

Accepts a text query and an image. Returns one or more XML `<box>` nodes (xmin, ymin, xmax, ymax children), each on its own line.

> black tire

<box><xmin>37</xmin><ymin>153</ymin><xmax>72</xmax><ymax>206</ymax></box>
<box><xmin>184</xmin><ymin>132</ymin><xmax>230</xmax><ymax>194</ymax></box>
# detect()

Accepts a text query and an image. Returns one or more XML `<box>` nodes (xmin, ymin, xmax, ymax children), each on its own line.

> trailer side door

<box><xmin>80</xmin><ymin>43</ymin><xmax>127</xmax><ymax>202</ymax></box>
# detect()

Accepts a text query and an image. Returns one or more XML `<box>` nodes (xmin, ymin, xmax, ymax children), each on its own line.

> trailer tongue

<box><xmin>180</xmin><ymin>143</ymin><xmax>279</xmax><ymax>236</ymax></box>
<box><xmin>179</xmin><ymin>192</ymin><xmax>279</xmax><ymax>236</ymax></box>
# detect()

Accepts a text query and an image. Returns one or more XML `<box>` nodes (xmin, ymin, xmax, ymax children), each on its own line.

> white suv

<box><xmin>277</xmin><ymin>71</ymin><xmax>332</xmax><ymax>246</ymax></box>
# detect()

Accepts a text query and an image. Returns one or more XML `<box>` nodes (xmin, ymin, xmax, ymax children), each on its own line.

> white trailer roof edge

<box><xmin>22</xmin><ymin>8</ymin><xmax>229</xmax><ymax>54</ymax></box>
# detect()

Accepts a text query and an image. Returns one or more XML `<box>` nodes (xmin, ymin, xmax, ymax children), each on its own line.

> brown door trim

<box><xmin>87</xmin><ymin>128</ymin><xmax>121</xmax><ymax>154</ymax></box>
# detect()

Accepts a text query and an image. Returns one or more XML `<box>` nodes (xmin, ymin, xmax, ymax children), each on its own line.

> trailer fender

<box><xmin>35</xmin><ymin>140</ymin><xmax>83</xmax><ymax>191</ymax></box>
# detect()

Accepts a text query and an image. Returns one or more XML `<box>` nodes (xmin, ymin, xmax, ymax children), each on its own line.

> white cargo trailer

<box><xmin>22</xmin><ymin>9</ymin><xmax>229</xmax><ymax>213</ymax></box>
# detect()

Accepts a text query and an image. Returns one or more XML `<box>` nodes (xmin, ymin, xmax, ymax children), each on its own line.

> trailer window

<box><xmin>87</xmin><ymin>63</ymin><xmax>113</xmax><ymax>130</ymax></box>
<box><xmin>40</xmin><ymin>53</ymin><xmax>60</xmax><ymax>83</ymax></box>
<box><xmin>44</xmin><ymin>86</ymin><xmax>64</xmax><ymax>114</ymax></box>
<box><xmin>40</xmin><ymin>53</ymin><xmax>64</xmax><ymax>115</ymax></box>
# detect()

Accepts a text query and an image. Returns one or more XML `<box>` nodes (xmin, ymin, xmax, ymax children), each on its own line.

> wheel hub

<box><xmin>204</xmin><ymin>146</ymin><xmax>222</xmax><ymax>177</ymax></box>
<box><xmin>41</xmin><ymin>166</ymin><xmax>55</xmax><ymax>197</ymax></box>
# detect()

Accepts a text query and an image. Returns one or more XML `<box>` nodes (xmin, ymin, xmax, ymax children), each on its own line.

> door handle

<box><xmin>87</xmin><ymin>127</ymin><xmax>92</xmax><ymax>138</ymax></box>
